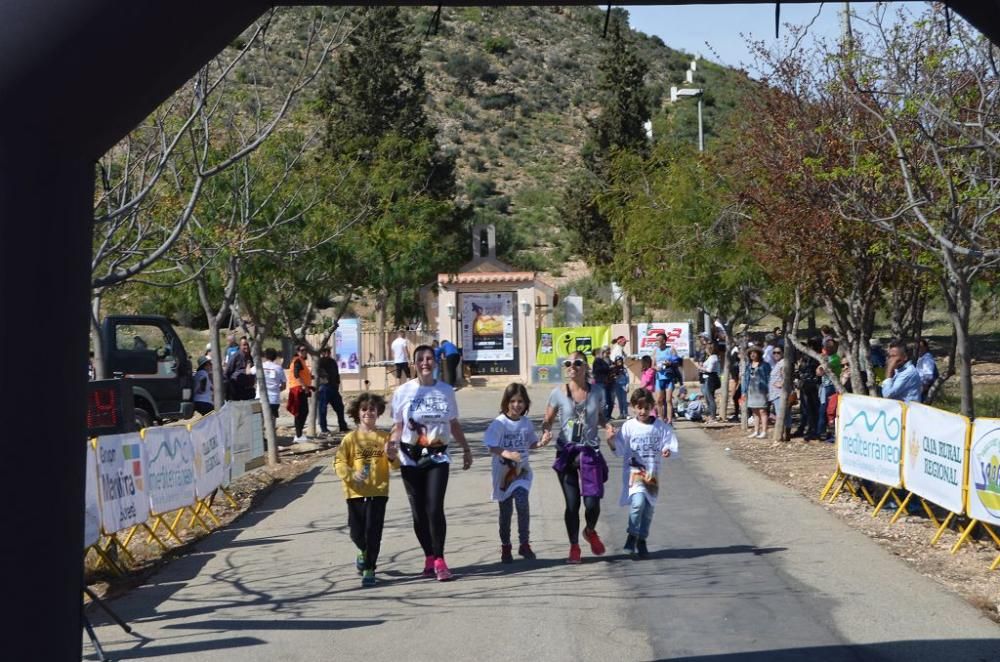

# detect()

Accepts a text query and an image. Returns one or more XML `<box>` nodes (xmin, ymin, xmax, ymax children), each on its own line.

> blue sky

<box><xmin>625</xmin><ymin>2</ymin><xmax>926</xmax><ymax>71</ymax></box>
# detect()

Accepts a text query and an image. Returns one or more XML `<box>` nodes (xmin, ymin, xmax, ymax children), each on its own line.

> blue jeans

<box><xmin>628</xmin><ymin>491</ymin><xmax>655</xmax><ymax>540</ymax></box>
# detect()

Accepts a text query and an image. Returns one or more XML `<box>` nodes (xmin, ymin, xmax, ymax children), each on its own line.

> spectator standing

<box><xmin>390</xmin><ymin>330</ymin><xmax>411</xmax><ymax>387</ymax></box>
<box><xmin>591</xmin><ymin>347</ymin><xmax>612</xmax><ymax>418</ymax></box>
<box><xmin>250</xmin><ymin>347</ymin><xmax>286</xmax><ymax>421</ymax></box>
<box><xmin>870</xmin><ymin>339</ymin><xmax>888</xmax><ymax>394</ymax></box>
<box><xmin>768</xmin><ymin>346</ymin><xmax>791</xmax><ymax>440</ymax></box>
<box><xmin>224</xmin><ymin>337</ymin><xmax>255</xmax><ymax>401</ymax></box>
<box><xmin>439</xmin><ymin>338</ymin><xmax>461</xmax><ymax>388</ymax></box>
<box><xmin>639</xmin><ymin>355</ymin><xmax>655</xmax><ymax>393</ymax></box>
<box><xmin>816</xmin><ymin>339</ymin><xmax>842</xmax><ymax>441</ymax></box>
<box><xmin>763</xmin><ymin>333</ymin><xmax>778</xmax><ymax>368</ymax></box>
<box><xmin>224</xmin><ymin>334</ymin><xmax>239</xmax><ymax>362</ymax></box>
<box><xmin>916</xmin><ymin>339</ymin><xmax>939</xmax><ymax>402</ymax></box>
<box><xmin>609</xmin><ymin>336</ymin><xmax>628</xmax><ymax>363</ymax></box>
<box><xmin>317</xmin><ymin>347</ymin><xmax>350</xmax><ymax>435</ymax></box>
<box><xmin>697</xmin><ymin>342</ymin><xmax>721</xmax><ymax>423</ymax></box>
<box><xmin>193</xmin><ymin>356</ymin><xmax>214</xmax><ymax>415</ymax></box>
<box><xmin>881</xmin><ymin>340</ymin><xmax>923</xmax><ymax>403</ymax></box>
<box><xmin>431</xmin><ymin>340</ymin><xmax>442</xmax><ymax>381</ymax></box>
<box><xmin>288</xmin><ymin>345</ymin><xmax>315</xmax><ymax>442</ymax></box>
<box><xmin>610</xmin><ymin>356</ymin><xmax>629</xmax><ymax>419</ymax></box>
<box><xmin>742</xmin><ymin>346</ymin><xmax>772</xmax><ymax>439</ymax></box>
<box><xmin>795</xmin><ymin>337</ymin><xmax>823</xmax><ymax>441</ymax></box>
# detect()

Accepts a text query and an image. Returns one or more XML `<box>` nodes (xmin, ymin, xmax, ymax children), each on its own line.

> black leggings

<box><xmin>346</xmin><ymin>496</ymin><xmax>388</xmax><ymax>571</ymax></box>
<box><xmin>294</xmin><ymin>394</ymin><xmax>309</xmax><ymax>437</ymax></box>
<box><xmin>557</xmin><ymin>468</ymin><xmax>601</xmax><ymax>545</ymax></box>
<box><xmin>400</xmin><ymin>463</ymin><xmax>450</xmax><ymax>558</ymax></box>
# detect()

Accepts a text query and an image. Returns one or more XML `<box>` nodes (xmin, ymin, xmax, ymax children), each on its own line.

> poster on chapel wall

<box><xmin>461</xmin><ymin>292</ymin><xmax>514</xmax><ymax>362</ymax></box>
<box><xmin>335</xmin><ymin>318</ymin><xmax>360</xmax><ymax>374</ymax></box>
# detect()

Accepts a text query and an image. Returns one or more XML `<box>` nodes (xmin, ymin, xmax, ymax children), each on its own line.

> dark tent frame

<box><xmin>0</xmin><ymin>2</ymin><xmax>995</xmax><ymax>658</ymax></box>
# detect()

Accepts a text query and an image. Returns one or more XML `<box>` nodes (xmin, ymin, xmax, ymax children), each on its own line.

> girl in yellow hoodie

<box><xmin>334</xmin><ymin>393</ymin><xmax>399</xmax><ymax>587</ymax></box>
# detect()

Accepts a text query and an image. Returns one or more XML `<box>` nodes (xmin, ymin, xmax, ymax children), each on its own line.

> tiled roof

<box><xmin>438</xmin><ymin>271</ymin><xmax>537</xmax><ymax>285</ymax></box>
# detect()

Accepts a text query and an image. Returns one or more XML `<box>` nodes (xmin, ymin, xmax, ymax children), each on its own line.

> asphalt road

<box><xmin>86</xmin><ymin>384</ymin><xmax>1000</xmax><ymax>661</ymax></box>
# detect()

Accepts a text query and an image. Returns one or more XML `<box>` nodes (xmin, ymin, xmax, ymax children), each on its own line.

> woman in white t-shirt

<box><xmin>390</xmin><ymin>344</ymin><xmax>472</xmax><ymax>581</ymax></box>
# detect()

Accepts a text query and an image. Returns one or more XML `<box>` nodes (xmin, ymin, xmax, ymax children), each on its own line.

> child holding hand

<box><xmin>334</xmin><ymin>393</ymin><xmax>399</xmax><ymax>587</ymax></box>
<box><xmin>606</xmin><ymin>387</ymin><xmax>678</xmax><ymax>559</ymax></box>
<box><xmin>484</xmin><ymin>383</ymin><xmax>548</xmax><ymax>563</ymax></box>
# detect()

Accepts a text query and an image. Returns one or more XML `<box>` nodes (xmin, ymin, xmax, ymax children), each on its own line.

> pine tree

<box><xmin>563</xmin><ymin>12</ymin><xmax>650</xmax><ymax>272</ymax></box>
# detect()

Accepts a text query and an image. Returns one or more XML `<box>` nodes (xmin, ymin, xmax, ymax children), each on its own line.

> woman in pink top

<box><xmin>640</xmin><ymin>355</ymin><xmax>655</xmax><ymax>392</ymax></box>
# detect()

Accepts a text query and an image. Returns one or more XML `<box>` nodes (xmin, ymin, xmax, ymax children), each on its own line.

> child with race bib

<box><xmin>484</xmin><ymin>383</ymin><xmax>549</xmax><ymax>563</ymax></box>
<box><xmin>333</xmin><ymin>393</ymin><xmax>399</xmax><ymax>587</ymax></box>
<box><xmin>606</xmin><ymin>387</ymin><xmax>678</xmax><ymax>559</ymax></box>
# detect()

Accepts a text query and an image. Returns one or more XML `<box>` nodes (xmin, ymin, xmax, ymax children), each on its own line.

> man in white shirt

<box><xmin>250</xmin><ymin>347</ymin><xmax>287</xmax><ymax>421</ymax></box>
<box><xmin>915</xmin><ymin>338</ymin><xmax>939</xmax><ymax>402</ymax></box>
<box><xmin>390</xmin><ymin>330</ymin><xmax>411</xmax><ymax>386</ymax></box>
<box><xmin>762</xmin><ymin>333</ymin><xmax>778</xmax><ymax>368</ymax></box>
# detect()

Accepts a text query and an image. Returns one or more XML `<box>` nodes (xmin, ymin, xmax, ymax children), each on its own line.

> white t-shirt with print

<box><xmin>391</xmin><ymin>380</ymin><xmax>458</xmax><ymax>467</ymax></box>
<box><xmin>613</xmin><ymin>416</ymin><xmax>678</xmax><ymax>506</ymax></box>
<box><xmin>391</xmin><ymin>337</ymin><xmax>409</xmax><ymax>364</ymax></box>
<box><xmin>483</xmin><ymin>414</ymin><xmax>538</xmax><ymax>501</ymax></box>
<box><xmin>251</xmin><ymin>360</ymin><xmax>286</xmax><ymax>405</ymax></box>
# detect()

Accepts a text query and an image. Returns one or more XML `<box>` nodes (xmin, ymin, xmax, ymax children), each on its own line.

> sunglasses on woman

<box><xmin>562</xmin><ymin>359</ymin><xmax>585</xmax><ymax>368</ymax></box>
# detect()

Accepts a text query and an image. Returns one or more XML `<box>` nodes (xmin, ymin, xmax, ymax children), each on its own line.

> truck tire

<box><xmin>134</xmin><ymin>407</ymin><xmax>153</xmax><ymax>431</ymax></box>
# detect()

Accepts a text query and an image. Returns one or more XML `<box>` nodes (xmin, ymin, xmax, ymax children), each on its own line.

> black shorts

<box><xmin>395</xmin><ymin>362</ymin><xmax>411</xmax><ymax>379</ymax></box>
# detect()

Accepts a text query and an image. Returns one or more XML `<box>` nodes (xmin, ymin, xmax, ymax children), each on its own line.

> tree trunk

<box><xmin>738</xmin><ymin>331</ymin><xmax>749</xmax><ymax>430</ymax></box>
<box><xmin>375</xmin><ymin>290</ymin><xmax>388</xmax><ymax>362</ymax></box>
<box><xmin>952</xmin><ymin>282</ymin><xmax>974</xmax><ymax>418</ymax></box>
<box><xmin>91</xmin><ymin>295</ymin><xmax>106</xmax><ymax>380</ymax></box>
<box><xmin>207</xmin><ymin>318</ymin><xmax>225</xmax><ymax>410</ymax></box>
<box><xmin>250</xmin><ymin>332</ymin><xmax>279</xmax><ymax>466</ymax></box>
<box><xmin>307</xmin><ymin>352</ymin><xmax>320</xmax><ymax>438</ymax></box>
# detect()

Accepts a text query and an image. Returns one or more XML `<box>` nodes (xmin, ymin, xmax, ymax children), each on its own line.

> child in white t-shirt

<box><xmin>484</xmin><ymin>383</ymin><xmax>549</xmax><ymax>563</ymax></box>
<box><xmin>606</xmin><ymin>387</ymin><xmax>678</xmax><ymax>559</ymax></box>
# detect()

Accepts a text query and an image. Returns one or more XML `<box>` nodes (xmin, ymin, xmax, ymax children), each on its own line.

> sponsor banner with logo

<box><xmin>142</xmin><ymin>426</ymin><xmax>197</xmax><ymax>515</ymax></box>
<box><xmin>968</xmin><ymin>418</ymin><xmax>1000</xmax><ymax>527</ymax></box>
<box><xmin>636</xmin><ymin>323</ymin><xmax>691</xmax><ymax>358</ymax></box>
<box><xmin>191</xmin><ymin>414</ymin><xmax>226</xmax><ymax>498</ymax></box>
<box><xmin>837</xmin><ymin>394</ymin><xmax>904</xmax><ymax>488</ymax></box>
<box><xmin>462</xmin><ymin>292</ymin><xmax>514</xmax><ymax>362</ymax></box>
<box><xmin>84</xmin><ymin>441</ymin><xmax>102</xmax><ymax>548</ymax></box>
<box><xmin>535</xmin><ymin>326</ymin><xmax>611</xmax><ymax>366</ymax></box>
<box><xmin>216</xmin><ymin>403</ymin><xmax>234</xmax><ymax>486</ymax></box>
<box><xmin>531</xmin><ymin>364</ymin><xmax>564</xmax><ymax>384</ymax></box>
<box><xmin>902</xmin><ymin>402</ymin><xmax>969</xmax><ymax>514</ymax></box>
<box><xmin>335</xmin><ymin>318</ymin><xmax>361</xmax><ymax>374</ymax></box>
<box><xmin>96</xmin><ymin>432</ymin><xmax>150</xmax><ymax>534</ymax></box>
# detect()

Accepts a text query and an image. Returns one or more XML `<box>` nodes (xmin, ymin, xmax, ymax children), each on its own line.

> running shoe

<box><xmin>623</xmin><ymin>534</ymin><xmax>637</xmax><ymax>555</ymax></box>
<box><xmin>361</xmin><ymin>570</ymin><xmax>377</xmax><ymax>587</ymax></box>
<box><xmin>355</xmin><ymin>551</ymin><xmax>365</xmax><ymax>574</ymax></box>
<box><xmin>582</xmin><ymin>527</ymin><xmax>606</xmax><ymax>556</ymax></box>
<box><xmin>500</xmin><ymin>544</ymin><xmax>514</xmax><ymax>564</ymax></box>
<box><xmin>422</xmin><ymin>555</ymin><xmax>436</xmax><ymax>578</ymax></box>
<box><xmin>434</xmin><ymin>557</ymin><xmax>454</xmax><ymax>581</ymax></box>
<box><xmin>517</xmin><ymin>543</ymin><xmax>536</xmax><ymax>560</ymax></box>
<box><xmin>636</xmin><ymin>538</ymin><xmax>650</xmax><ymax>559</ymax></box>
<box><xmin>567</xmin><ymin>544</ymin><xmax>582</xmax><ymax>564</ymax></box>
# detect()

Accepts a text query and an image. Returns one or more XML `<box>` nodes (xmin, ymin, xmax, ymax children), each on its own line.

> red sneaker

<box><xmin>582</xmin><ymin>527</ymin><xmax>606</xmax><ymax>556</ymax></box>
<box><xmin>434</xmin><ymin>557</ymin><xmax>453</xmax><ymax>581</ymax></box>
<box><xmin>422</xmin><ymin>555</ymin><xmax>435</xmax><ymax>578</ymax></box>
<box><xmin>567</xmin><ymin>544</ymin><xmax>582</xmax><ymax>564</ymax></box>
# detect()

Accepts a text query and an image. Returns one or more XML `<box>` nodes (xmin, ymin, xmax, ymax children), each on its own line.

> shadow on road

<box><xmin>649</xmin><ymin>637</ymin><xmax>1000</xmax><ymax>662</ymax></box>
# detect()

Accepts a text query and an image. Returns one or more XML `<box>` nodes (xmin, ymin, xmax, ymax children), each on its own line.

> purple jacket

<box><xmin>552</xmin><ymin>442</ymin><xmax>609</xmax><ymax>498</ymax></box>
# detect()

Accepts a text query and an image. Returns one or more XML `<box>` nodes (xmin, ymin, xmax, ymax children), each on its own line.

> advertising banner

<box><xmin>335</xmin><ymin>318</ymin><xmax>361</xmax><ymax>374</ymax></box>
<box><xmin>142</xmin><ymin>426</ymin><xmax>197</xmax><ymax>515</ymax></box>
<box><xmin>462</xmin><ymin>292</ymin><xmax>514</xmax><ymax>361</ymax></box>
<box><xmin>837</xmin><ymin>394</ymin><xmax>904</xmax><ymax>488</ymax></box>
<box><xmin>534</xmin><ymin>326</ymin><xmax>611</xmax><ymax>366</ymax></box>
<box><xmin>216</xmin><ymin>403</ymin><xmax>233</xmax><ymax>486</ymax></box>
<box><xmin>191</xmin><ymin>414</ymin><xmax>226</xmax><ymax>498</ymax></box>
<box><xmin>968</xmin><ymin>418</ymin><xmax>1000</xmax><ymax>527</ymax></box>
<box><xmin>96</xmin><ymin>432</ymin><xmax>150</xmax><ymax>534</ymax></box>
<box><xmin>902</xmin><ymin>402</ymin><xmax>969</xmax><ymax>514</ymax></box>
<box><xmin>637</xmin><ymin>323</ymin><xmax>691</xmax><ymax>358</ymax></box>
<box><xmin>84</xmin><ymin>441</ymin><xmax>101</xmax><ymax>548</ymax></box>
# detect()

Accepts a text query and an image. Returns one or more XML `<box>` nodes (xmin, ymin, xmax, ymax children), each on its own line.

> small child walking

<box><xmin>606</xmin><ymin>387</ymin><xmax>678</xmax><ymax>559</ymax></box>
<box><xmin>484</xmin><ymin>383</ymin><xmax>548</xmax><ymax>563</ymax></box>
<box><xmin>333</xmin><ymin>393</ymin><xmax>399</xmax><ymax>587</ymax></box>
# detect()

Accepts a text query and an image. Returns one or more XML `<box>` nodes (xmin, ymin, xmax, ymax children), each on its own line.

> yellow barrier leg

<box><xmin>820</xmin><ymin>469</ymin><xmax>841</xmax><ymax>501</ymax></box>
<box><xmin>930</xmin><ymin>512</ymin><xmax>955</xmax><ymax>546</ymax></box>
<box><xmin>983</xmin><ymin>523</ymin><xmax>1000</xmax><ymax>547</ymax></box>
<box><xmin>146</xmin><ymin>517</ymin><xmax>161</xmax><ymax>541</ymax></box>
<box><xmin>106</xmin><ymin>534</ymin><xmax>136</xmax><ymax>567</ymax></box>
<box><xmin>88</xmin><ymin>544</ymin><xmax>123</xmax><ymax>576</ymax></box>
<box><xmin>142</xmin><ymin>522</ymin><xmax>169</xmax><ymax>552</ymax></box>
<box><xmin>828</xmin><ymin>475</ymin><xmax>850</xmax><ymax>502</ymax></box>
<box><xmin>120</xmin><ymin>524</ymin><xmax>139</xmax><ymax>548</ymax></box>
<box><xmin>857</xmin><ymin>482</ymin><xmax>875</xmax><ymax>506</ymax></box>
<box><xmin>951</xmin><ymin>519</ymin><xmax>979</xmax><ymax>554</ymax></box>
<box><xmin>889</xmin><ymin>492</ymin><xmax>913</xmax><ymax>525</ymax></box>
<box><xmin>872</xmin><ymin>489</ymin><xmax>894</xmax><ymax>517</ymax></box>
<box><xmin>918</xmin><ymin>498</ymin><xmax>939</xmax><ymax>526</ymax></box>
<box><xmin>197</xmin><ymin>498</ymin><xmax>222</xmax><ymax>526</ymax></box>
<box><xmin>220</xmin><ymin>486</ymin><xmax>239</xmax><ymax>509</ymax></box>
<box><xmin>990</xmin><ymin>554</ymin><xmax>1000</xmax><ymax>572</ymax></box>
